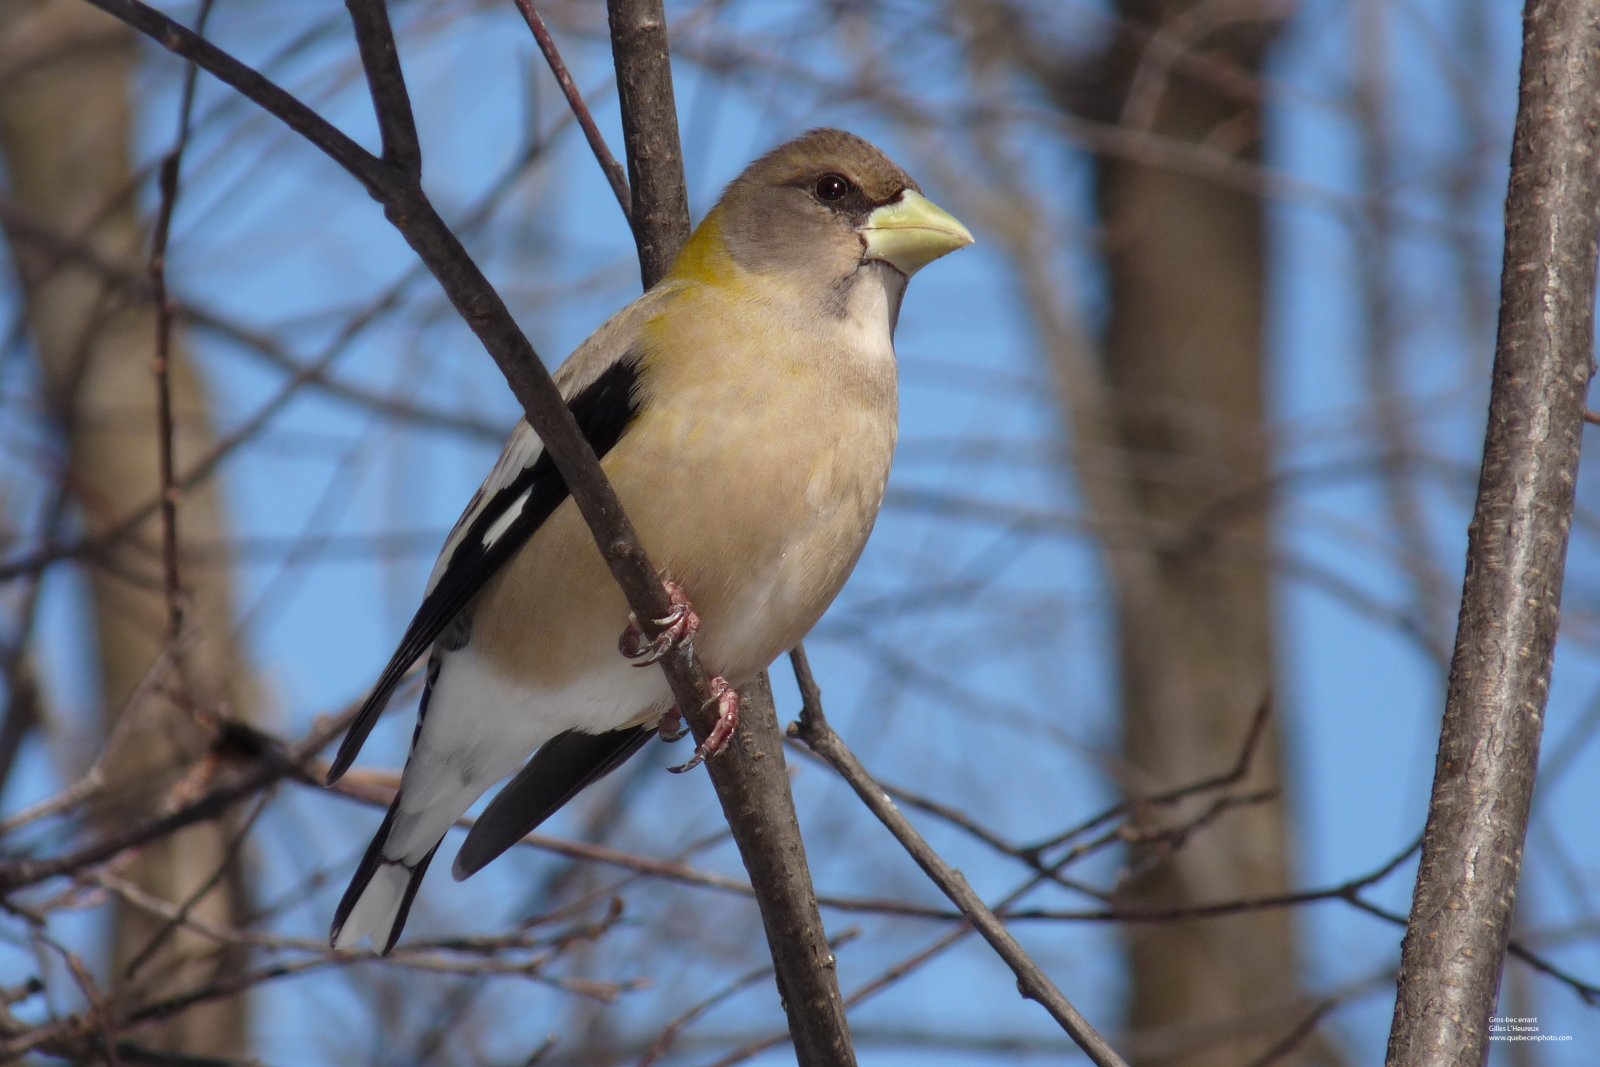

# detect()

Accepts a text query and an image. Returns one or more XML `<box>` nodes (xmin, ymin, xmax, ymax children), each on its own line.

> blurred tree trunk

<box><xmin>1082</xmin><ymin>4</ymin><xmax>1319</xmax><ymax>1063</ymax></box>
<box><xmin>0</xmin><ymin>0</ymin><xmax>254</xmax><ymax>1056</ymax></box>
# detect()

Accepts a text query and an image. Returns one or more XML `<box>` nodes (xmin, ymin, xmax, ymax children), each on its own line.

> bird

<box><xmin>324</xmin><ymin>128</ymin><xmax>973</xmax><ymax>953</ymax></box>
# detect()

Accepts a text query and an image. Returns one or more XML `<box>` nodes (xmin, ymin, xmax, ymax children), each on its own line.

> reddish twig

<box><xmin>147</xmin><ymin>0</ymin><xmax>215</xmax><ymax>647</ymax></box>
<box><xmin>512</xmin><ymin>1</ymin><xmax>632</xmax><ymax>219</ymax></box>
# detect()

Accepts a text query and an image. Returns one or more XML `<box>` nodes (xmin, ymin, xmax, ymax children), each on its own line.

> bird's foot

<box><xmin>656</xmin><ymin>706</ymin><xmax>688</xmax><ymax>742</ymax></box>
<box><xmin>619</xmin><ymin>579</ymin><xmax>700</xmax><ymax>667</ymax></box>
<box><xmin>668</xmin><ymin>677</ymin><xmax>740</xmax><ymax>774</ymax></box>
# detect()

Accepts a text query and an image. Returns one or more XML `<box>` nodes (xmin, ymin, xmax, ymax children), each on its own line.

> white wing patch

<box><xmin>425</xmin><ymin>422</ymin><xmax>545</xmax><ymax>595</ymax></box>
<box><xmin>480</xmin><ymin>486</ymin><xmax>532</xmax><ymax>548</ymax></box>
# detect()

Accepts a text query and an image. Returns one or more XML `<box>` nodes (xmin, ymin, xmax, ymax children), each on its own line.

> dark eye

<box><xmin>815</xmin><ymin>173</ymin><xmax>850</xmax><ymax>202</ymax></box>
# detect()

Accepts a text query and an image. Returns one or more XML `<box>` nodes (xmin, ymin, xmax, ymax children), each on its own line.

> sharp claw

<box><xmin>667</xmin><ymin>678</ymin><xmax>740</xmax><ymax>774</ymax></box>
<box><xmin>650</xmin><ymin>607</ymin><xmax>687</xmax><ymax>629</ymax></box>
<box><xmin>619</xmin><ymin>580</ymin><xmax>700</xmax><ymax>667</ymax></box>
<box><xmin>667</xmin><ymin>756</ymin><xmax>702</xmax><ymax>774</ymax></box>
<box><xmin>628</xmin><ymin>640</ymin><xmax>671</xmax><ymax>667</ymax></box>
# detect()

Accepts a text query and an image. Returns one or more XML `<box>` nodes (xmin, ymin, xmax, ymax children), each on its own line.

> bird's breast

<box><xmin>622</xmin><ymin>296</ymin><xmax>899</xmax><ymax>679</ymax></box>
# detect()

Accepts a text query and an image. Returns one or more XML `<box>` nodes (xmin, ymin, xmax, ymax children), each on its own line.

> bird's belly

<box><xmin>634</xmin><ymin>401</ymin><xmax>895</xmax><ymax>680</ymax></box>
<box><xmin>404</xmin><ymin>640</ymin><xmax>670</xmax><ymax>815</ymax></box>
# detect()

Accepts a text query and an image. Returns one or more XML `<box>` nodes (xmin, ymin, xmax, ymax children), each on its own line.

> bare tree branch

<box><xmin>344</xmin><ymin>0</ymin><xmax>419</xmax><ymax>173</ymax></box>
<box><xmin>80</xmin><ymin>0</ymin><xmax>385</xmax><ymax>190</ymax></box>
<box><xmin>1386</xmin><ymin>0</ymin><xmax>1600</xmax><ymax>1062</ymax></box>
<box><xmin>605</xmin><ymin>0</ymin><xmax>690</xmax><ymax>288</ymax></box>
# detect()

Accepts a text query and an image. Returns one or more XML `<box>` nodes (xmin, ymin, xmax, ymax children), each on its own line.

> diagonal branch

<box><xmin>788</xmin><ymin>647</ymin><xmax>1129</xmax><ymax>1067</ymax></box>
<box><xmin>82</xmin><ymin>0</ymin><xmax>385</xmax><ymax>191</ymax></box>
<box><xmin>79</xmin><ymin>0</ymin><xmax>705</xmax><ymax>868</ymax></box>
<box><xmin>513</xmin><ymin>0</ymin><xmax>631</xmax><ymax>219</ymax></box>
<box><xmin>333</xmin><ymin>0</ymin><xmax>700</xmax><ymax>699</ymax></box>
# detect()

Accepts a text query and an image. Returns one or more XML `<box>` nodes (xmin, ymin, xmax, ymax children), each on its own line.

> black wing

<box><xmin>450</xmin><ymin>725</ymin><xmax>656</xmax><ymax>880</ymax></box>
<box><xmin>326</xmin><ymin>356</ymin><xmax>645</xmax><ymax>783</ymax></box>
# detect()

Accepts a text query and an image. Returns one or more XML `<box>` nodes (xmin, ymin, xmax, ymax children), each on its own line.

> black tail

<box><xmin>331</xmin><ymin>796</ymin><xmax>440</xmax><ymax>954</ymax></box>
<box><xmin>452</xmin><ymin>725</ymin><xmax>655</xmax><ymax>881</ymax></box>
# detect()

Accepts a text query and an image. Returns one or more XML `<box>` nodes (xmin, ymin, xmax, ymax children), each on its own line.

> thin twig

<box><xmin>512</xmin><ymin>1</ymin><xmax>632</xmax><ymax>218</ymax></box>
<box><xmin>46</xmin><ymin>933</ymin><xmax>124</xmax><ymax>1067</ymax></box>
<box><xmin>788</xmin><ymin>646</ymin><xmax>1129</xmax><ymax>1067</ymax></box>
<box><xmin>1027</xmin><ymin>697</ymin><xmax>1273</xmax><ymax>856</ymax></box>
<box><xmin>147</xmin><ymin>0</ymin><xmax>215</xmax><ymax>647</ymax></box>
<box><xmin>0</xmin><ymin>709</ymin><xmax>345</xmax><ymax>894</ymax></box>
<box><xmin>121</xmin><ymin>789</ymin><xmax>270</xmax><ymax>981</ymax></box>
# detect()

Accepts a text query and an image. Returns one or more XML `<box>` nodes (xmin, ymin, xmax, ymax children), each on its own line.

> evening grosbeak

<box><xmin>326</xmin><ymin>128</ymin><xmax>973</xmax><ymax>953</ymax></box>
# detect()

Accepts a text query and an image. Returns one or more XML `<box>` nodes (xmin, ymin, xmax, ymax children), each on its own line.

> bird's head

<box><xmin>670</xmin><ymin>129</ymin><xmax>973</xmax><ymax>305</ymax></box>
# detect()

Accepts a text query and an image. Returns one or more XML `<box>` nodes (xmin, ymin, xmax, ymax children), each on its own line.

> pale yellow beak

<box><xmin>860</xmin><ymin>190</ymin><xmax>974</xmax><ymax>276</ymax></box>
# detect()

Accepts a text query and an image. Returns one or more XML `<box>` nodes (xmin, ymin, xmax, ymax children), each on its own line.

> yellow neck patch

<box><xmin>664</xmin><ymin>207</ymin><xmax>740</xmax><ymax>288</ymax></box>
